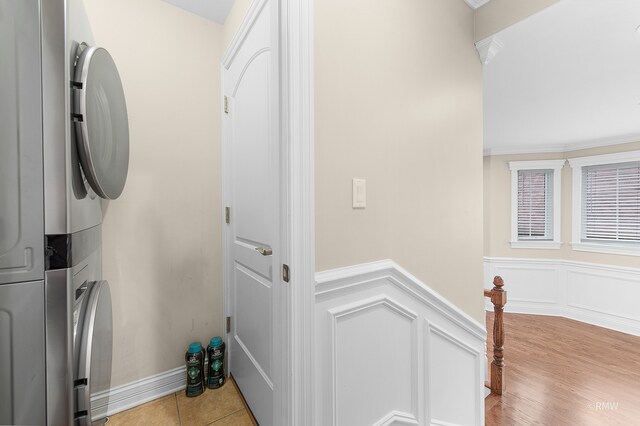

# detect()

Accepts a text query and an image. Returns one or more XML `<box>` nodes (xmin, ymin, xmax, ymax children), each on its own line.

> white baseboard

<box><xmin>91</xmin><ymin>366</ymin><xmax>186</xmax><ymax>418</ymax></box>
<box><xmin>315</xmin><ymin>259</ymin><xmax>486</xmax><ymax>426</ymax></box>
<box><xmin>484</xmin><ymin>257</ymin><xmax>640</xmax><ymax>336</ymax></box>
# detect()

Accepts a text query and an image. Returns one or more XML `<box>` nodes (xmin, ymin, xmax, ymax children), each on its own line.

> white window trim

<box><xmin>568</xmin><ymin>150</ymin><xmax>640</xmax><ymax>257</ymax></box>
<box><xmin>508</xmin><ymin>160</ymin><xmax>565</xmax><ymax>249</ymax></box>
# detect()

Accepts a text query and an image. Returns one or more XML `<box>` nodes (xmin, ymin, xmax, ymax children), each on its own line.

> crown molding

<box><xmin>484</xmin><ymin>131</ymin><xmax>640</xmax><ymax>156</ymax></box>
<box><xmin>464</xmin><ymin>0</ymin><xmax>492</xmax><ymax>10</ymax></box>
<box><xmin>475</xmin><ymin>35</ymin><xmax>503</xmax><ymax>64</ymax></box>
<box><xmin>508</xmin><ymin>159</ymin><xmax>566</xmax><ymax>171</ymax></box>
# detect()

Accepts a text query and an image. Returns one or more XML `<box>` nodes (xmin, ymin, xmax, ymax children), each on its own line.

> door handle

<box><xmin>256</xmin><ymin>247</ymin><xmax>273</xmax><ymax>256</ymax></box>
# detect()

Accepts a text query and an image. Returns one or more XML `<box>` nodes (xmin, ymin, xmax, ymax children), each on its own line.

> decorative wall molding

<box><xmin>328</xmin><ymin>295</ymin><xmax>419</xmax><ymax>426</ymax></box>
<box><xmin>483</xmin><ymin>131</ymin><xmax>640</xmax><ymax>157</ymax></box>
<box><xmin>475</xmin><ymin>36</ymin><xmax>503</xmax><ymax>65</ymax></box>
<box><xmin>428</xmin><ymin>323</ymin><xmax>481</xmax><ymax>426</ymax></box>
<box><xmin>464</xmin><ymin>0</ymin><xmax>492</xmax><ymax>10</ymax></box>
<box><xmin>315</xmin><ymin>260</ymin><xmax>486</xmax><ymax>426</ymax></box>
<box><xmin>484</xmin><ymin>257</ymin><xmax>640</xmax><ymax>336</ymax></box>
<box><xmin>316</xmin><ymin>260</ymin><xmax>485</xmax><ymax>340</ymax></box>
<box><xmin>91</xmin><ymin>366</ymin><xmax>186</xmax><ymax>419</ymax></box>
<box><xmin>374</xmin><ymin>410</ymin><xmax>419</xmax><ymax>426</ymax></box>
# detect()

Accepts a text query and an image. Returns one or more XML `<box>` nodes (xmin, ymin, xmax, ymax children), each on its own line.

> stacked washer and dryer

<box><xmin>0</xmin><ymin>0</ymin><xmax>129</xmax><ymax>424</ymax></box>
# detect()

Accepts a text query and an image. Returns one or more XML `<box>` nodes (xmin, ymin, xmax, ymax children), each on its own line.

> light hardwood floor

<box><xmin>486</xmin><ymin>312</ymin><xmax>640</xmax><ymax>425</ymax></box>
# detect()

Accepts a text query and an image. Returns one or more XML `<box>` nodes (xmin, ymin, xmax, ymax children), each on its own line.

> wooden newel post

<box><xmin>490</xmin><ymin>276</ymin><xmax>506</xmax><ymax>395</ymax></box>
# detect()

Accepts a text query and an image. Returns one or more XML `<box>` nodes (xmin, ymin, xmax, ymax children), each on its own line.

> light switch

<box><xmin>352</xmin><ymin>178</ymin><xmax>366</xmax><ymax>208</ymax></box>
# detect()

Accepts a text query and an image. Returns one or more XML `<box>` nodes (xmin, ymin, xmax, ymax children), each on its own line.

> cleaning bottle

<box><xmin>185</xmin><ymin>342</ymin><xmax>205</xmax><ymax>397</ymax></box>
<box><xmin>207</xmin><ymin>337</ymin><xmax>226</xmax><ymax>389</ymax></box>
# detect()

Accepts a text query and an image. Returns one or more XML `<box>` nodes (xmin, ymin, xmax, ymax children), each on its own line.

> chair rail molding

<box><xmin>315</xmin><ymin>260</ymin><xmax>486</xmax><ymax>426</ymax></box>
<box><xmin>484</xmin><ymin>257</ymin><xmax>640</xmax><ymax>336</ymax></box>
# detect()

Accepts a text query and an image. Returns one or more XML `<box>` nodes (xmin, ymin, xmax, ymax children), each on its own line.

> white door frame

<box><xmin>221</xmin><ymin>0</ymin><xmax>314</xmax><ymax>425</ymax></box>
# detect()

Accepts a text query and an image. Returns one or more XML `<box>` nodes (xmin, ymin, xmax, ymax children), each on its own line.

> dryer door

<box><xmin>75</xmin><ymin>280</ymin><xmax>112</xmax><ymax>425</ymax></box>
<box><xmin>73</xmin><ymin>45</ymin><xmax>129</xmax><ymax>200</ymax></box>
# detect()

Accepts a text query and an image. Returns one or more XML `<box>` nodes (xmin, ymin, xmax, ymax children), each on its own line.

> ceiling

<box><xmin>483</xmin><ymin>0</ymin><xmax>640</xmax><ymax>155</ymax></box>
<box><xmin>159</xmin><ymin>0</ymin><xmax>234</xmax><ymax>24</ymax></box>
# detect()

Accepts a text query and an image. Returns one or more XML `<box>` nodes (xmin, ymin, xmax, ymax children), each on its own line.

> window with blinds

<box><xmin>582</xmin><ymin>162</ymin><xmax>640</xmax><ymax>243</ymax></box>
<box><xmin>517</xmin><ymin>170</ymin><xmax>553</xmax><ymax>240</ymax></box>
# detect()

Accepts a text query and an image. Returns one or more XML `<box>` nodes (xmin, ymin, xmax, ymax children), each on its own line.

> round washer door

<box><xmin>73</xmin><ymin>45</ymin><xmax>129</xmax><ymax>200</ymax></box>
<box><xmin>76</xmin><ymin>280</ymin><xmax>112</xmax><ymax>425</ymax></box>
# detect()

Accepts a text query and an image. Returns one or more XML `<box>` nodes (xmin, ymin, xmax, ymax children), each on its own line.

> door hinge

<box><xmin>226</xmin><ymin>316</ymin><xmax>231</xmax><ymax>333</ymax></box>
<box><xmin>224</xmin><ymin>95</ymin><xmax>229</xmax><ymax>114</ymax></box>
<box><xmin>225</xmin><ymin>207</ymin><xmax>230</xmax><ymax>224</ymax></box>
<box><xmin>282</xmin><ymin>264</ymin><xmax>290</xmax><ymax>283</ymax></box>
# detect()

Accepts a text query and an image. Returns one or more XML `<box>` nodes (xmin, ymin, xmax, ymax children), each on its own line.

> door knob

<box><xmin>256</xmin><ymin>247</ymin><xmax>272</xmax><ymax>256</ymax></box>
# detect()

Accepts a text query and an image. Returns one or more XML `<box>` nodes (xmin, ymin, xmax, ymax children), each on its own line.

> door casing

<box><xmin>221</xmin><ymin>0</ymin><xmax>314</xmax><ymax>424</ymax></box>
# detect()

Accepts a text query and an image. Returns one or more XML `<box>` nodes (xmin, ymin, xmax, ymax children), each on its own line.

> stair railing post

<box><xmin>490</xmin><ymin>276</ymin><xmax>506</xmax><ymax>395</ymax></box>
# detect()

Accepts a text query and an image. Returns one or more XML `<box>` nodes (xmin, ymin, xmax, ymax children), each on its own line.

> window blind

<box><xmin>517</xmin><ymin>170</ymin><xmax>553</xmax><ymax>240</ymax></box>
<box><xmin>582</xmin><ymin>162</ymin><xmax>640</xmax><ymax>243</ymax></box>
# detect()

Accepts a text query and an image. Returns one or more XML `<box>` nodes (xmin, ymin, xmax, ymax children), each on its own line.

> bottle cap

<box><xmin>210</xmin><ymin>336</ymin><xmax>223</xmax><ymax>347</ymax></box>
<box><xmin>188</xmin><ymin>342</ymin><xmax>202</xmax><ymax>353</ymax></box>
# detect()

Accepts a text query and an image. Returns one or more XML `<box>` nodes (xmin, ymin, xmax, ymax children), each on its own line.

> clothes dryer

<box><xmin>43</xmin><ymin>0</ymin><xmax>129</xmax><ymax>237</ymax></box>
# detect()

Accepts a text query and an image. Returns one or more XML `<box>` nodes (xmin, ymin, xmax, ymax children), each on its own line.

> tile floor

<box><xmin>107</xmin><ymin>378</ymin><xmax>257</xmax><ymax>426</ymax></box>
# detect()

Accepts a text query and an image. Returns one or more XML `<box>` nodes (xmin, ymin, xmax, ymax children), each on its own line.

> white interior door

<box><xmin>222</xmin><ymin>2</ymin><xmax>279</xmax><ymax>425</ymax></box>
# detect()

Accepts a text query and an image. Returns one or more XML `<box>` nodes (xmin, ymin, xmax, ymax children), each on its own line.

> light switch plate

<box><xmin>352</xmin><ymin>178</ymin><xmax>366</xmax><ymax>208</ymax></box>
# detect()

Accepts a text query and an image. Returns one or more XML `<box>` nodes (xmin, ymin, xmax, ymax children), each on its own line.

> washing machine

<box><xmin>0</xmin><ymin>0</ymin><xmax>129</xmax><ymax>424</ymax></box>
<box><xmin>72</xmin><ymin>244</ymin><xmax>113</xmax><ymax>425</ymax></box>
<box><xmin>46</xmin><ymin>223</ymin><xmax>114</xmax><ymax>425</ymax></box>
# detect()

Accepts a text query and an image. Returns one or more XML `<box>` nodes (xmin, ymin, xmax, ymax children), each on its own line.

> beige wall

<box><xmin>316</xmin><ymin>0</ymin><xmax>485</xmax><ymax>322</ymax></box>
<box><xmin>474</xmin><ymin>0</ymin><xmax>561</xmax><ymax>41</ymax></box>
<box><xmin>83</xmin><ymin>0</ymin><xmax>224</xmax><ymax>387</ymax></box>
<box><xmin>82</xmin><ymin>0</ymin><xmax>486</xmax><ymax>388</ymax></box>
<box><xmin>484</xmin><ymin>141</ymin><xmax>640</xmax><ymax>269</ymax></box>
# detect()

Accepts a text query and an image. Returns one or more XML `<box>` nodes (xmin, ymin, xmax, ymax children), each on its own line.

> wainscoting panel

<box><xmin>566</xmin><ymin>270</ymin><xmax>640</xmax><ymax>322</ymax></box>
<box><xmin>316</xmin><ymin>260</ymin><xmax>486</xmax><ymax>426</ymax></box>
<box><xmin>484</xmin><ymin>257</ymin><xmax>640</xmax><ymax>336</ymax></box>
<box><xmin>428</xmin><ymin>324</ymin><xmax>479</xmax><ymax>426</ymax></box>
<box><xmin>329</xmin><ymin>296</ymin><xmax>418</xmax><ymax>426</ymax></box>
<box><xmin>492</xmin><ymin>264</ymin><xmax>558</xmax><ymax>305</ymax></box>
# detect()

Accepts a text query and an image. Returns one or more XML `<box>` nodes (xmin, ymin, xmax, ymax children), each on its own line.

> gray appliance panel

<box><xmin>42</xmin><ymin>0</ymin><xmax>103</xmax><ymax>236</ymax></box>
<box><xmin>0</xmin><ymin>0</ymin><xmax>45</xmax><ymax>285</ymax></box>
<box><xmin>0</xmin><ymin>280</ymin><xmax>46</xmax><ymax>426</ymax></box>
<box><xmin>46</xmin><ymin>232</ymin><xmax>102</xmax><ymax>426</ymax></box>
<box><xmin>46</xmin><ymin>268</ymin><xmax>74</xmax><ymax>426</ymax></box>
